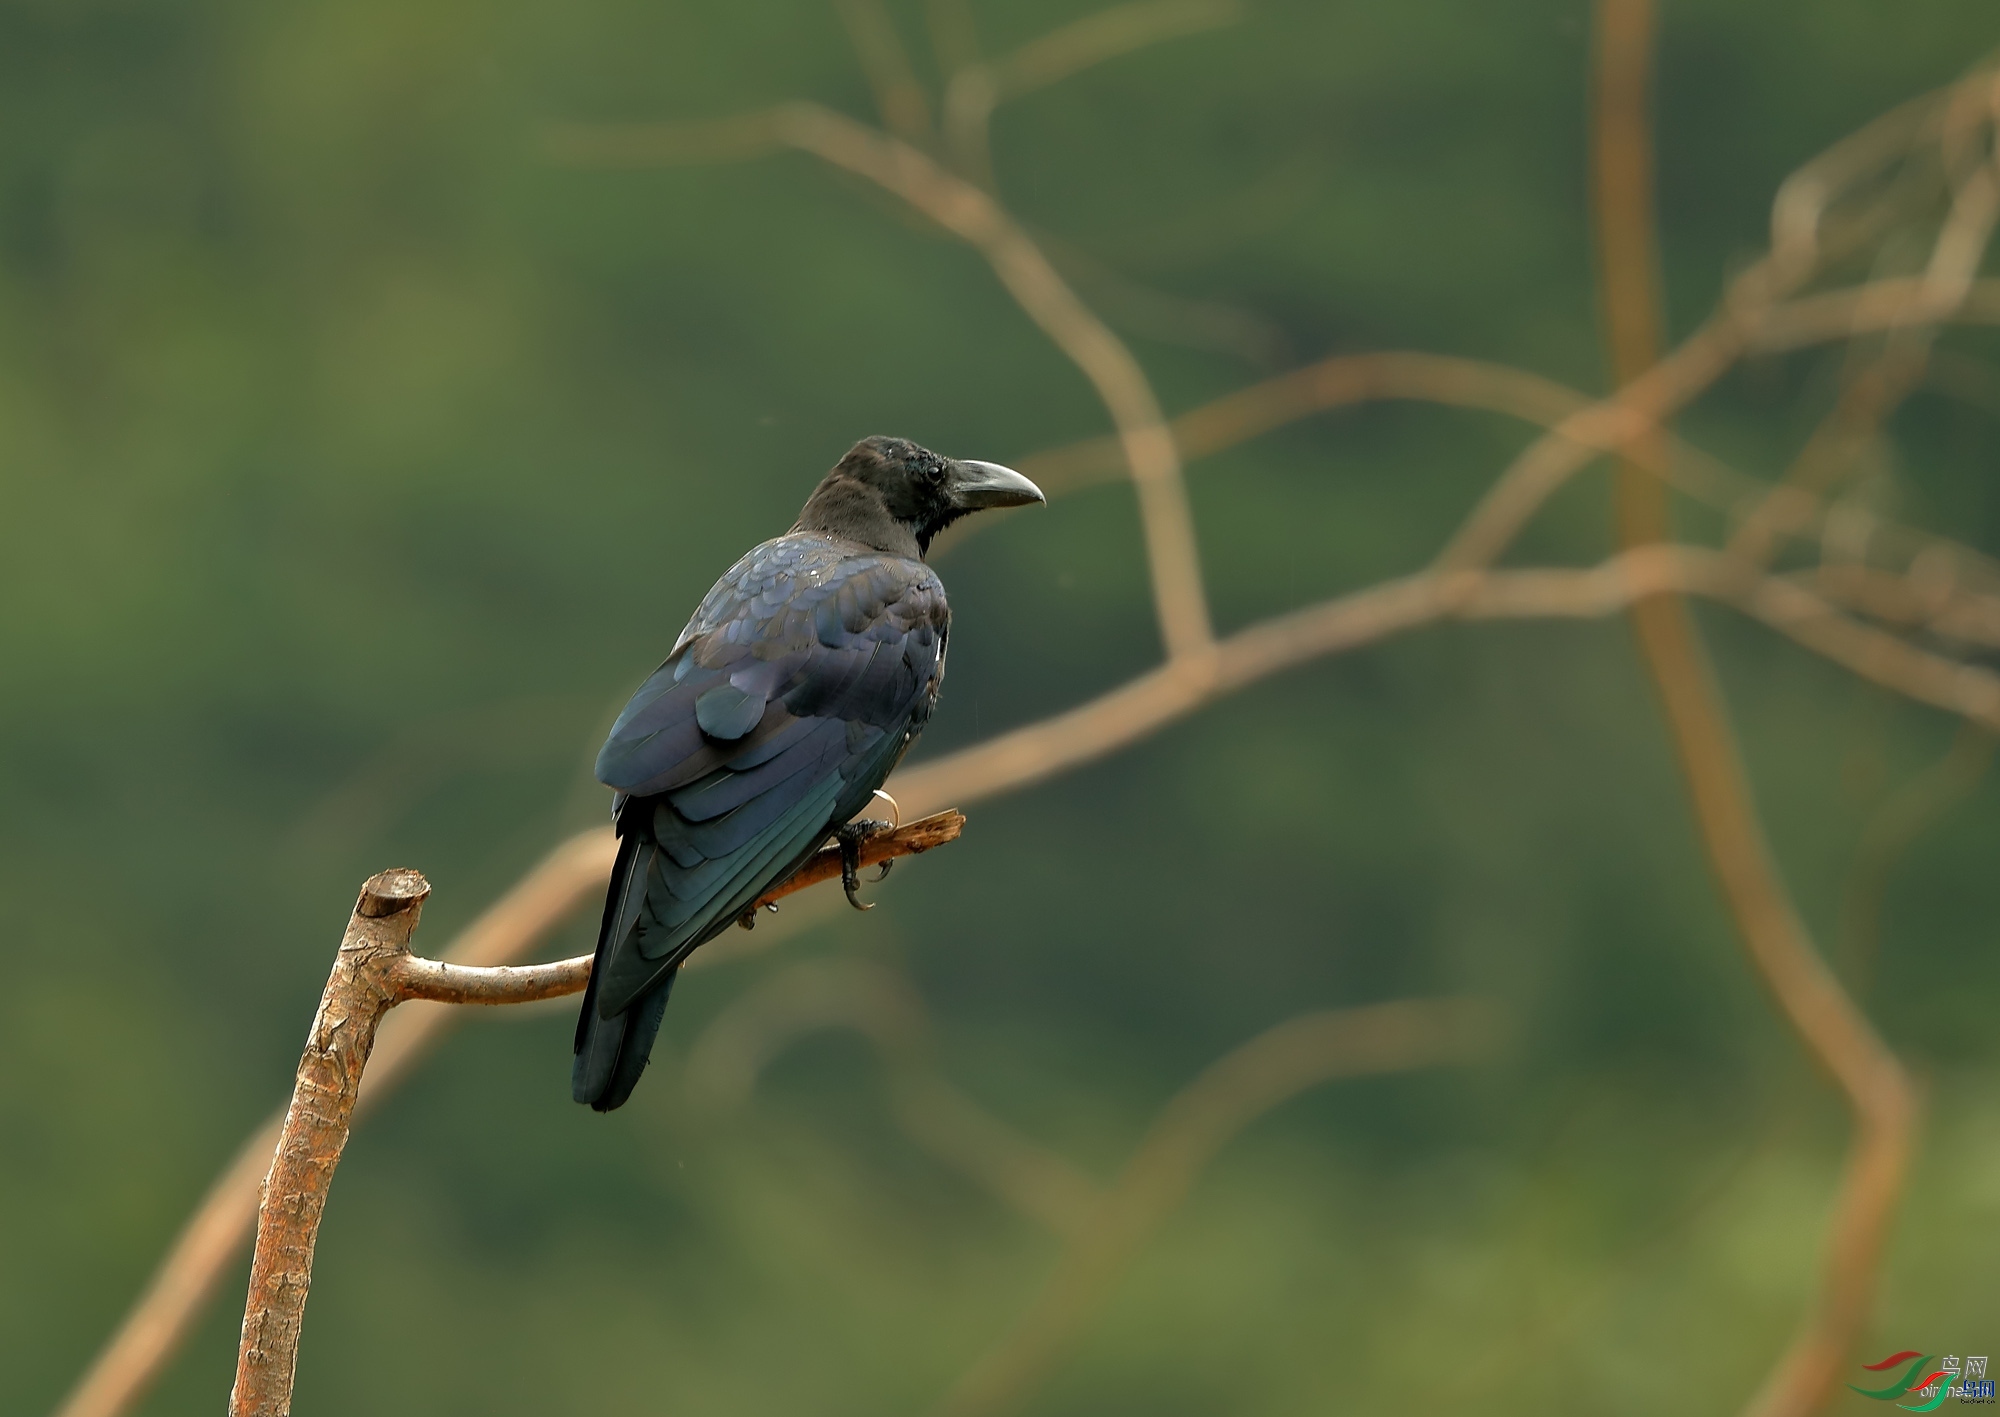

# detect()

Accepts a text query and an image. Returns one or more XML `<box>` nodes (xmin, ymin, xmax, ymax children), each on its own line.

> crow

<box><xmin>572</xmin><ymin>436</ymin><xmax>1045</xmax><ymax>1110</ymax></box>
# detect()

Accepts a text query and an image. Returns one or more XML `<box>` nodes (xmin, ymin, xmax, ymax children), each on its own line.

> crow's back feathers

<box><xmin>586</xmin><ymin>532</ymin><xmax>946</xmax><ymax>1022</ymax></box>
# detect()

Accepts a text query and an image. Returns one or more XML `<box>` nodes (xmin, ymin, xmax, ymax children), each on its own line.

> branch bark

<box><xmin>229</xmin><ymin>868</ymin><xmax>434</xmax><ymax>1417</ymax></box>
<box><xmin>222</xmin><ymin>816</ymin><xmax>968</xmax><ymax>1417</ymax></box>
<box><xmin>51</xmin><ymin>831</ymin><xmax>616</xmax><ymax>1417</ymax></box>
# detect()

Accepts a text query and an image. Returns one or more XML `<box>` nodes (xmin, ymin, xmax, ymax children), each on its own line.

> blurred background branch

<box><xmin>1590</xmin><ymin>9</ymin><xmax>1925</xmax><ymax>1412</ymax></box>
<box><xmin>31</xmin><ymin>7</ymin><xmax>2000</xmax><ymax>1417</ymax></box>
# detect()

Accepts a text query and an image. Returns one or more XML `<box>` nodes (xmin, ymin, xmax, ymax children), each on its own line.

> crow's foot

<box><xmin>837</xmin><ymin>819</ymin><xmax>892</xmax><ymax>910</ymax></box>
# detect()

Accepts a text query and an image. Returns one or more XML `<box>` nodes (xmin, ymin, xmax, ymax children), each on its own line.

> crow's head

<box><xmin>800</xmin><ymin>435</ymin><xmax>1045</xmax><ymax>557</ymax></box>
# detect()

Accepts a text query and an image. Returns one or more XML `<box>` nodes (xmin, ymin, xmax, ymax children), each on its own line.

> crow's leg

<box><xmin>837</xmin><ymin>819</ymin><xmax>892</xmax><ymax>910</ymax></box>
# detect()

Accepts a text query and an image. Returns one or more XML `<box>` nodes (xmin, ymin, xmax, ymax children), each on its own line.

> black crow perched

<box><xmin>573</xmin><ymin>436</ymin><xmax>1044</xmax><ymax>1110</ymax></box>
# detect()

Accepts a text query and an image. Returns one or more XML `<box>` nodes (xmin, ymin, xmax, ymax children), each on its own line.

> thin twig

<box><xmin>1729</xmin><ymin>100</ymin><xmax>2000</xmax><ymax>568</ymax></box>
<box><xmin>1002</xmin><ymin>346</ymin><xmax>2000</xmax><ymax>632</ymax></box>
<box><xmin>753</xmin><ymin>809</ymin><xmax>965</xmax><ymax>902</ymax></box>
<box><xmin>1438</xmin><ymin>62</ymin><xmax>2000</xmax><ymax>581</ymax></box>
<box><xmin>1728</xmin><ymin>342</ymin><xmax>1937</xmax><ymax>568</ymax></box>
<box><xmin>1749</xmin><ymin>277</ymin><xmax>2000</xmax><ymax>352</ymax></box>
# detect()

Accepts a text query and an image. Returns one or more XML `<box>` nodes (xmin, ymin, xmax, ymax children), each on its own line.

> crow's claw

<box><xmin>873</xmin><ymin>859</ymin><xmax>894</xmax><ymax>883</ymax></box>
<box><xmin>837</xmin><ymin>819</ymin><xmax>891</xmax><ymax>910</ymax></box>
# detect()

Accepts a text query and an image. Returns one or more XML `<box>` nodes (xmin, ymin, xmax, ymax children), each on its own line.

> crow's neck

<box><xmin>797</xmin><ymin>478</ymin><xmax>925</xmax><ymax>559</ymax></box>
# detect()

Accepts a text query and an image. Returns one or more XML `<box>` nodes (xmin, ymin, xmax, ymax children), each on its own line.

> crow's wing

<box><xmin>590</xmin><ymin>533</ymin><xmax>947</xmax><ymax>1016</ymax></box>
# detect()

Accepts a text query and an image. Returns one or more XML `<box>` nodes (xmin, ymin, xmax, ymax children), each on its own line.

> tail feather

<box><xmin>572</xmin><ymin>821</ymin><xmax>676</xmax><ymax>1111</ymax></box>
<box><xmin>572</xmin><ymin>966</ymin><xmax>677</xmax><ymax>1111</ymax></box>
<box><xmin>594</xmin><ymin>972</ymin><xmax>675</xmax><ymax>1110</ymax></box>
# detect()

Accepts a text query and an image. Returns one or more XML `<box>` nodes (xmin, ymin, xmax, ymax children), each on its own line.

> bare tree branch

<box><xmin>51</xmin><ymin>828</ymin><xmax>614</xmax><ymax>1417</ymax></box>
<box><xmin>60</xmin><ymin>819</ymin><xmax>960</xmax><ymax>1417</ymax></box>
<box><xmin>1591</xmin><ymin>10</ymin><xmax>1917</xmax><ymax>1416</ymax></box>
<box><xmin>1749</xmin><ymin>278</ymin><xmax>2000</xmax><ymax>351</ymax></box>
<box><xmin>1016</xmin><ymin>349</ymin><xmax>1595</xmax><ymax>497</ymax></box>
<box><xmin>230</xmin><ymin>868</ymin><xmax>435</xmax><ymax>1417</ymax></box>
<box><xmin>224</xmin><ymin>815</ymin><xmax>968</xmax><ymax>1417</ymax></box>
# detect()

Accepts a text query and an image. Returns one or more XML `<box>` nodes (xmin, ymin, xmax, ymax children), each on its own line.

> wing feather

<box><xmin>589</xmin><ymin>534</ymin><xmax>947</xmax><ymax>1016</ymax></box>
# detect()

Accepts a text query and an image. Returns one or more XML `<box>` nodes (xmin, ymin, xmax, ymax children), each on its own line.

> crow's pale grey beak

<box><xmin>948</xmin><ymin>459</ymin><xmax>1046</xmax><ymax>511</ymax></box>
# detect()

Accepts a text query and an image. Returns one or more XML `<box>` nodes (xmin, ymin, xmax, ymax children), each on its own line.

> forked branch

<box><xmin>225</xmin><ymin>816</ymin><xmax>965</xmax><ymax>1417</ymax></box>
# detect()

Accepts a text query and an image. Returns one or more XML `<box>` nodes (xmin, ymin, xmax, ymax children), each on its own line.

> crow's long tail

<box><xmin>572</xmin><ymin>824</ymin><xmax>678</xmax><ymax>1111</ymax></box>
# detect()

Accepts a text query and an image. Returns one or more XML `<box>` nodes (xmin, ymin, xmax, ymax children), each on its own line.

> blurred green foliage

<box><xmin>3</xmin><ymin>1</ymin><xmax>1999</xmax><ymax>1414</ymax></box>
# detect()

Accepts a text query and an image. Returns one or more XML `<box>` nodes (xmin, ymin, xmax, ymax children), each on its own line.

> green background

<box><xmin>3</xmin><ymin>1</ymin><xmax>1997</xmax><ymax>1413</ymax></box>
